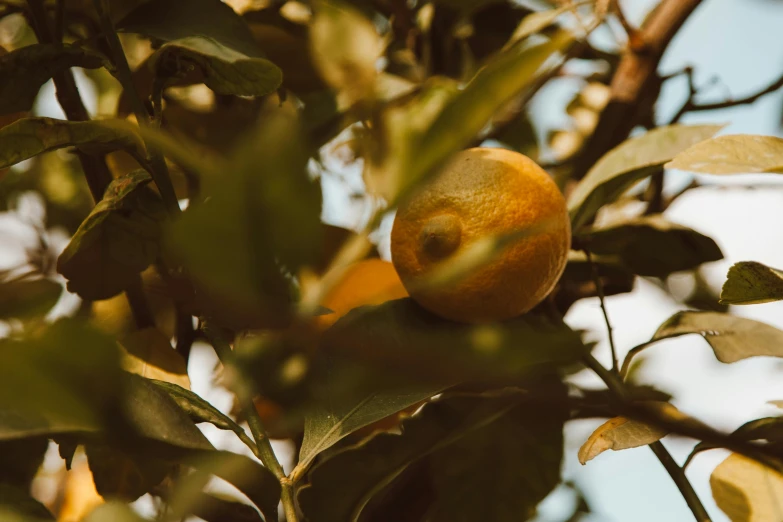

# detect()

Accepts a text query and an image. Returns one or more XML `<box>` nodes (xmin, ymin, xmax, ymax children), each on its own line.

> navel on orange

<box><xmin>390</xmin><ymin>147</ymin><xmax>570</xmax><ymax>323</ymax></box>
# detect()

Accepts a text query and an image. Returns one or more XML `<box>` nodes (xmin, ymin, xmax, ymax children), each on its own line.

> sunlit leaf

<box><xmin>81</xmin><ymin>501</ymin><xmax>148</xmax><ymax>522</ymax></box>
<box><xmin>578</xmin><ymin>416</ymin><xmax>668</xmax><ymax>465</ymax></box>
<box><xmin>568</xmin><ymin>124</ymin><xmax>722</xmax><ymax>229</ymax></box>
<box><xmin>298</xmin><ymin>381</ymin><xmax>447</xmax><ymax>470</ymax></box>
<box><xmin>653</xmin><ymin>311</ymin><xmax>783</xmax><ymax>363</ymax></box>
<box><xmin>0</xmin><ymin>118</ymin><xmax>145</xmax><ymax>170</ymax></box>
<box><xmin>367</xmin><ymin>31</ymin><xmax>573</xmax><ymax>202</ymax></box>
<box><xmin>711</xmin><ymin>453</ymin><xmax>783</xmax><ymax>522</ymax></box>
<box><xmin>0</xmin><ymin>278</ymin><xmax>61</xmax><ymax>320</ymax></box>
<box><xmin>57</xmin><ymin>171</ymin><xmax>166</xmax><ymax>300</ymax></box>
<box><xmin>151</xmin><ymin>380</ymin><xmax>244</xmax><ymax>435</ymax></box>
<box><xmin>0</xmin><ymin>484</ymin><xmax>54</xmax><ymax>520</ymax></box>
<box><xmin>309</xmin><ymin>1</ymin><xmax>382</xmax><ymax>107</ymax></box>
<box><xmin>298</xmin><ymin>387</ymin><xmax>566</xmax><ymax>522</ymax></box>
<box><xmin>666</xmin><ymin>135</ymin><xmax>783</xmax><ymax>175</ymax></box>
<box><xmin>0</xmin><ymin>45</ymin><xmax>107</xmax><ymax>114</ymax></box>
<box><xmin>85</xmin><ymin>443</ymin><xmax>170</xmax><ymax>502</ymax></box>
<box><xmin>578</xmin><ymin>214</ymin><xmax>723</xmax><ymax>277</ymax></box>
<box><xmin>152</xmin><ymin>37</ymin><xmax>282</xmax><ymax>97</ymax></box>
<box><xmin>117</xmin><ymin>0</ymin><xmax>263</xmax><ymax>57</ymax></box>
<box><xmin>323</xmin><ymin>298</ymin><xmax>584</xmax><ymax>384</ymax></box>
<box><xmin>120</xmin><ymin>329</ymin><xmax>190</xmax><ymax>389</ymax></box>
<box><xmin>720</xmin><ymin>261</ymin><xmax>783</xmax><ymax>305</ymax></box>
<box><xmin>505</xmin><ymin>3</ymin><xmax>582</xmax><ymax>47</ymax></box>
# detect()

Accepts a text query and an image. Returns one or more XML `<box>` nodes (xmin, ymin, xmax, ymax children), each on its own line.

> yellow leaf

<box><xmin>119</xmin><ymin>328</ymin><xmax>190</xmax><ymax>389</ymax></box>
<box><xmin>578</xmin><ymin>416</ymin><xmax>668</xmax><ymax>465</ymax></box>
<box><xmin>711</xmin><ymin>453</ymin><xmax>783</xmax><ymax>522</ymax></box>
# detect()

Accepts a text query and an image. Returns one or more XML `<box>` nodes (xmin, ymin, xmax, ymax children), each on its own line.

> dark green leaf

<box><xmin>732</xmin><ymin>417</ymin><xmax>783</xmax><ymax>442</ymax></box>
<box><xmin>0</xmin><ymin>278</ymin><xmax>61</xmax><ymax>320</ymax></box>
<box><xmin>0</xmin><ymin>45</ymin><xmax>107</xmax><ymax>114</ymax></box>
<box><xmin>568</xmin><ymin>125</ymin><xmax>722</xmax><ymax>230</ymax></box>
<box><xmin>57</xmin><ymin>170</ymin><xmax>166</xmax><ymax>300</ymax></box>
<box><xmin>85</xmin><ymin>443</ymin><xmax>171</xmax><ymax>501</ymax></box>
<box><xmin>166</xmin><ymin>110</ymin><xmax>321</xmax><ymax>330</ymax></box>
<box><xmin>323</xmin><ymin>298</ymin><xmax>584</xmax><ymax>384</ymax></box>
<box><xmin>152</xmin><ymin>37</ymin><xmax>282</xmax><ymax>97</ymax></box>
<box><xmin>0</xmin><ymin>438</ymin><xmax>48</xmax><ymax>489</ymax></box>
<box><xmin>578</xmin><ymin>215</ymin><xmax>723</xmax><ymax>277</ymax></box>
<box><xmin>666</xmin><ymin>135</ymin><xmax>783</xmax><ymax>174</ymax></box>
<box><xmin>367</xmin><ymin>31</ymin><xmax>573</xmax><ymax>202</ymax></box>
<box><xmin>55</xmin><ymin>436</ymin><xmax>78</xmax><ymax>471</ymax></box>
<box><xmin>0</xmin><ymin>117</ymin><xmax>145</xmax><ymax>170</ymax></box>
<box><xmin>652</xmin><ymin>311</ymin><xmax>783</xmax><ymax>363</ymax></box>
<box><xmin>298</xmin><ymin>386</ymin><xmax>566</xmax><ymax>522</ymax></box>
<box><xmin>188</xmin><ymin>493</ymin><xmax>263</xmax><ymax>522</ymax></box>
<box><xmin>0</xmin><ymin>484</ymin><xmax>54</xmax><ymax>520</ymax></box>
<box><xmin>181</xmin><ymin>451</ymin><xmax>280</xmax><ymax>522</ymax></box>
<box><xmin>150</xmin><ymin>380</ymin><xmax>243</xmax><ymax>434</ymax></box>
<box><xmin>720</xmin><ymin>261</ymin><xmax>783</xmax><ymax>305</ymax></box>
<box><xmin>0</xmin><ymin>319</ymin><xmax>122</xmax><ymax>440</ymax></box>
<box><xmin>117</xmin><ymin>0</ymin><xmax>263</xmax><ymax>57</ymax></box>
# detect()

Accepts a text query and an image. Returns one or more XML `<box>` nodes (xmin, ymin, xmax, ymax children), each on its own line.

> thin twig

<box><xmin>91</xmin><ymin>0</ymin><xmax>181</xmax><ymax>216</ymax></box>
<box><xmin>201</xmin><ymin>321</ymin><xmax>299</xmax><ymax>522</ymax></box>
<box><xmin>585</xmin><ymin>249</ymin><xmax>619</xmax><ymax>373</ymax></box>
<box><xmin>675</xmin><ymin>71</ymin><xmax>783</xmax><ymax>119</ymax></box>
<box><xmin>649</xmin><ymin>441</ymin><xmax>712</xmax><ymax>522</ymax></box>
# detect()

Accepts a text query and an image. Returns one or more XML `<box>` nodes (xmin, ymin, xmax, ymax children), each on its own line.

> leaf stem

<box><xmin>91</xmin><ymin>0</ymin><xmax>180</xmax><ymax>216</ymax></box>
<box><xmin>584</xmin><ymin>249</ymin><xmax>619</xmax><ymax>373</ymax></box>
<box><xmin>201</xmin><ymin>321</ymin><xmax>299</xmax><ymax>522</ymax></box>
<box><xmin>649</xmin><ymin>441</ymin><xmax>712</xmax><ymax>522</ymax></box>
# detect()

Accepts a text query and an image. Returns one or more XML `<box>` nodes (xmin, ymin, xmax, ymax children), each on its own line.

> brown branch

<box><xmin>571</xmin><ymin>0</ymin><xmax>706</xmax><ymax>182</ymax></box>
<box><xmin>673</xmin><ymin>71</ymin><xmax>783</xmax><ymax>121</ymax></box>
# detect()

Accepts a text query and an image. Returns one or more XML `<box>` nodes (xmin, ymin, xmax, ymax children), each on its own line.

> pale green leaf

<box><xmin>0</xmin><ymin>117</ymin><xmax>145</xmax><ymax>170</ymax></box>
<box><xmin>81</xmin><ymin>502</ymin><xmax>148</xmax><ymax>522</ymax></box>
<box><xmin>57</xmin><ymin>171</ymin><xmax>166</xmax><ymax>300</ymax></box>
<box><xmin>720</xmin><ymin>261</ymin><xmax>783</xmax><ymax>305</ymax></box>
<box><xmin>711</xmin><ymin>453</ymin><xmax>783</xmax><ymax>522</ymax></box>
<box><xmin>568</xmin><ymin>124</ymin><xmax>723</xmax><ymax>229</ymax></box>
<box><xmin>666</xmin><ymin>135</ymin><xmax>783</xmax><ymax>175</ymax></box>
<box><xmin>505</xmin><ymin>3</ymin><xmax>584</xmax><ymax>47</ymax></box>
<box><xmin>653</xmin><ymin>311</ymin><xmax>783</xmax><ymax>363</ymax></box>
<box><xmin>0</xmin><ymin>45</ymin><xmax>107</xmax><ymax>114</ymax></box>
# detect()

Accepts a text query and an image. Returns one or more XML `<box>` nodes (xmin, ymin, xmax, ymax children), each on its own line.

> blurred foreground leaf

<box><xmin>0</xmin><ymin>438</ymin><xmax>48</xmax><ymax>490</ymax></box>
<box><xmin>653</xmin><ymin>311</ymin><xmax>783</xmax><ymax>363</ymax></box>
<box><xmin>0</xmin><ymin>45</ymin><xmax>106</xmax><ymax>114</ymax></box>
<box><xmin>0</xmin><ymin>118</ymin><xmax>144</xmax><ymax>170</ymax></box>
<box><xmin>578</xmin><ymin>215</ymin><xmax>723</xmax><ymax>277</ymax></box>
<box><xmin>0</xmin><ymin>484</ymin><xmax>54</xmax><ymax>520</ymax></box>
<box><xmin>568</xmin><ymin>124</ymin><xmax>722</xmax><ymax>229</ymax></box>
<box><xmin>711</xmin><ymin>453</ymin><xmax>783</xmax><ymax>522</ymax></box>
<box><xmin>81</xmin><ymin>501</ymin><xmax>147</xmax><ymax>522</ymax></box>
<box><xmin>720</xmin><ymin>261</ymin><xmax>783</xmax><ymax>305</ymax></box>
<box><xmin>298</xmin><ymin>386</ymin><xmax>566</xmax><ymax>522</ymax></box>
<box><xmin>0</xmin><ymin>278</ymin><xmax>61</xmax><ymax>321</ymax></box>
<box><xmin>57</xmin><ymin>171</ymin><xmax>166</xmax><ymax>300</ymax></box>
<box><xmin>666</xmin><ymin>135</ymin><xmax>783</xmax><ymax>175</ymax></box>
<box><xmin>85</xmin><ymin>443</ymin><xmax>170</xmax><ymax>502</ymax></box>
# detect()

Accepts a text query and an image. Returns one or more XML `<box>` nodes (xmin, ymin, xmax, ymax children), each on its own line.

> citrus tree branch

<box><xmin>201</xmin><ymin>321</ymin><xmax>299</xmax><ymax>522</ymax></box>
<box><xmin>585</xmin><ymin>249</ymin><xmax>619</xmax><ymax>372</ymax></box>
<box><xmin>26</xmin><ymin>0</ymin><xmax>154</xmax><ymax>330</ymax></box>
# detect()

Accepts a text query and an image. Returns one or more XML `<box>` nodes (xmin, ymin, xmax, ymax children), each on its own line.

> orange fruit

<box><xmin>391</xmin><ymin>147</ymin><xmax>570</xmax><ymax>323</ymax></box>
<box><xmin>316</xmin><ymin>258</ymin><xmax>408</xmax><ymax>329</ymax></box>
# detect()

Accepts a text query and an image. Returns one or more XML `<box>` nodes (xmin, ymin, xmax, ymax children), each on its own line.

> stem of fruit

<box><xmin>92</xmin><ymin>0</ymin><xmax>181</xmax><ymax>216</ymax></box>
<box><xmin>201</xmin><ymin>321</ymin><xmax>299</xmax><ymax>522</ymax></box>
<box><xmin>582</xmin><ymin>263</ymin><xmax>712</xmax><ymax>521</ymax></box>
<box><xmin>584</xmin><ymin>249</ymin><xmax>619</xmax><ymax>372</ymax></box>
<box><xmin>26</xmin><ymin>0</ymin><xmax>154</xmax><ymax>330</ymax></box>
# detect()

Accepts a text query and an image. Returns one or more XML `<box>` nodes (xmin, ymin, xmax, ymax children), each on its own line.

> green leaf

<box><xmin>120</xmin><ymin>329</ymin><xmax>190</xmax><ymax>389</ymax></box>
<box><xmin>711</xmin><ymin>453</ymin><xmax>783</xmax><ymax>522</ymax></box>
<box><xmin>81</xmin><ymin>501</ymin><xmax>148</xmax><ymax>522</ymax></box>
<box><xmin>152</xmin><ymin>37</ymin><xmax>282</xmax><ymax>97</ymax></box>
<box><xmin>117</xmin><ymin>0</ymin><xmax>263</xmax><ymax>58</ymax></box>
<box><xmin>298</xmin><ymin>387</ymin><xmax>566</xmax><ymax>522</ymax></box>
<box><xmin>0</xmin><ymin>278</ymin><xmax>61</xmax><ymax>320</ymax></box>
<box><xmin>652</xmin><ymin>311</ymin><xmax>783</xmax><ymax>363</ymax></box>
<box><xmin>166</xmin><ymin>110</ymin><xmax>321</xmax><ymax>330</ymax></box>
<box><xmin>0</xmin><ymin>484</ymin><xmax>54</xmax><ymax>520</ymax></box>
<box><xmin>567</xmin><ymin>124</ymin><xmax>723</xmax><ymax>229</ymax></box>
<box><xmin>666</xmin><ymin>135</ymin><xmax>783</xmax><ymax>174</ymax></box>
<box><xmin>0</xmin><ymin>319</ymin><xmax>122</xmax><ymax>440</ymax></box>
<box><xmin>0</xmin><ymin>44</ymin><xmax>107</xmax><ymax>115</ymax></box>
<box><xmin>322</xmin><ymin>298</ymin><xmax>584</xmax><ymax>384</ymax></box>
<box><xmin>85</xmin><ymin>443</ymin><xmax>171</xmax><ymax>502</ymax></box>
<box><xmin>720</xmin><ymin>261</ymin><xmax>783</xmax><ymax>305</ymax></box>
<box><xmin>0</xmin><ymin>438</ymin><xmax>48</xmax><ymax>489</ymax></box>
<box><xmin>560</xmin><ymin>250</ymin><xmax>635</xmax><ymax>297</ymax></box>
<box><xmin>578</xmin><ymin>215</ymin><xmax>723</xmax><ymax>277</ymax></box>
<box><xmin>505</xmin><ymin>3</ymin><xmax>582</xmax><ymax>47</ymax></box>
<box><xmin>57</xmin><ymin>170</ymin><xmax>166</xmax><ymax>300</ymax></box>
<box><xmin>298</xmin><ymin>380</ymin><xmax>448</xmax><ymax>470</ymax></box>
<box><xmin>366</xmin><ymin>31</ymin><xmax>573</xmax><ymax>202</ymax></box>
<box><xmin>181</xmin><ymin>451</ymin><xmax>280</xmax><ymax>522</ymax></box>
<box><xmin>150</xmin><ymin>380</ymin><xmax>245</xmax><ymax>435</ymax></box>
<box><xmin>184</xmin><ymin>493</ymin><xmax>263</xmax><ymax>522</ymax></box>
<box><xmin>0</xmin><ymin>117</ymin><xmax>145</xmax><ymax>170</ymax></box>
